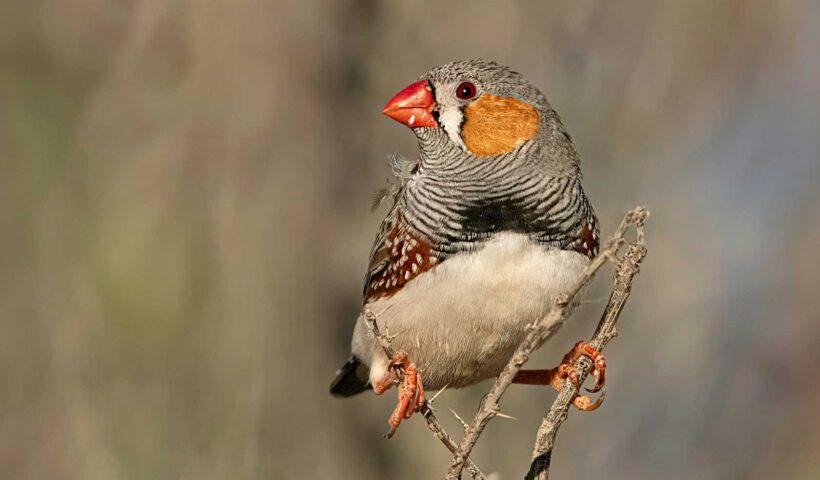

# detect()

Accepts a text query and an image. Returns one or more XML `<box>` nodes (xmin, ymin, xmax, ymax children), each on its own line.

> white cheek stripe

<box><xmin>439</xmin><ymin>106</ymin><xmax>467</xmax><ymax>151</ymax></box>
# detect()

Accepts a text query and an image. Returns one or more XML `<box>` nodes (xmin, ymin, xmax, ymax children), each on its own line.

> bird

<box><xmin>330</xmin><ymin>59</ymin><xmax>606</xmax><ymax>437</ymax></box>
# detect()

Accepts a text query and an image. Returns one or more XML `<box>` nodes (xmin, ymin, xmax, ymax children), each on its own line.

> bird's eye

<box><xmin>455</xmin><ymin>82</ymin><xmax>476</xmax><ymax>100</ymax></box>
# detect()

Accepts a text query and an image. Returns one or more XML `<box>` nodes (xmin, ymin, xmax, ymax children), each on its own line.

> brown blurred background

<box><xmin>1</xmin><ymin>1</ymin><xmax>819</xmax><ymax>479</ymax></box>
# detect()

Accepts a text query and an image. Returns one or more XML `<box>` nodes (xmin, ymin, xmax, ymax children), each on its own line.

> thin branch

<box><xmin>526</xmin><ymin>224</ymin><xmax>648</xmax><ymax>480</ymax></box>
<box><xmin>364</xmin><ymin>308</ymin><xmax>395</xmax><ymax>358</ymax></box>
<box><xmin>422</xmin><ymin>407</ymin><xmax>486</xmax><ymax>480</ymax></box>
<box><xmin>445</xmin><ymin>207</ymin><xmax>649</xmax><ymax>480</ymax></box>
<box><xmin>363</xmin><ymin>307</ymin><xmax>487</xmax><ymax>480</ymax></box>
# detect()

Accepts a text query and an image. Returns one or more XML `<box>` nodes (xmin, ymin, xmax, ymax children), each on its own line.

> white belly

<box><xmin>351</xmin><ymin>232</ymin><xmax>589</xmax><ymax>390</ymax></box>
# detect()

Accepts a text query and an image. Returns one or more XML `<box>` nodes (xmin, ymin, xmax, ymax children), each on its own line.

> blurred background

<box><xmin>1</xmin><ymin>1</ymin><xmax>818</xmax><ymax>479</ymax></box>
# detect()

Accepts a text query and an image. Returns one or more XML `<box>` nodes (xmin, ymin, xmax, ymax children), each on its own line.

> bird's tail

<box><xmin>329</xmin><ymin>356</ymin><xmax>371</xmax><ymax>397</ymax></box>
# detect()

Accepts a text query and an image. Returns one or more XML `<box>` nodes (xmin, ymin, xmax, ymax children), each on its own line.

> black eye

<box><xmin>456</xmin><ymin>82</ymin><xmax>476</xmax><ymax>100</ymax></box>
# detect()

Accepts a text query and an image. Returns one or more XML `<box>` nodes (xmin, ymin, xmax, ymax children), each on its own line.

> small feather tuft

<box><xmin>371</xmin><ymin>152</ymin><xmax>418</xmax><ymax>212</ymax></box>
<box><xmin>388</xmin><ymin>152</ymin><xmax>418</xmax><ymax>179</ymax></box>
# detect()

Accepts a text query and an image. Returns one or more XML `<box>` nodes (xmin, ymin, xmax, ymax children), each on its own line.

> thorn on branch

<box><xmin>495</xmin><ymin>411</ymin><xmax>517</xmax><ymax>421</ymax></box>
<box><xmin>428</xmin><ymin>383</ymin><xmax>450</xmax><ymax>405</ymax></box>
<box><xmin>451</xmin><ymin>408</ymin><xmax>470</xmax><ymax>432</ymax></box>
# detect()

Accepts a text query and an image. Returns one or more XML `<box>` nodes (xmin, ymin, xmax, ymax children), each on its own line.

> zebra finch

<box><xmin>331</xmin><ymin>59</ymin><xmax>606</xmax><ymax>437</ymax></box>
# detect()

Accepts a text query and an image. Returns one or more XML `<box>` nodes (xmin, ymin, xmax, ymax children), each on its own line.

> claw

<box><xmin>573</xmin><ymin>387</ymin><xmax>606</xmax><ymax>411</ymax></box>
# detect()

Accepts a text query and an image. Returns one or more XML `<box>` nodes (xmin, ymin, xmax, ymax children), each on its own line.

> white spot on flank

<box><xmin>415</xmin><ymin>254</ymin><xmax>423</xmax><ymax>264</ymax></box>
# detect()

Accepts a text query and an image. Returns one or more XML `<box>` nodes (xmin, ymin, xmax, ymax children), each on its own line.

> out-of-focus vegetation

<box><xmin>1</xmin><ymin>1</ymin><xmax>818</xmax><ymax>479</ymax></box>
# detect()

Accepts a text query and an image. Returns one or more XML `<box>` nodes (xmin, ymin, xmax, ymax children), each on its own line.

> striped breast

<box><xmin>362</xmin><ymin>147</ymin><xmax>598</xmax><ymax>304</ymax></box>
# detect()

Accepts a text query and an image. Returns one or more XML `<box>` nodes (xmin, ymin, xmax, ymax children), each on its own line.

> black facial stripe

<box><xmin>427</xmin><ymin>81</ymin><xmax>441</xmax><ymax>125</ymax></box>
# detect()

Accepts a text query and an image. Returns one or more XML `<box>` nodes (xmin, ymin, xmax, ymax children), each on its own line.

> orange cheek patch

<box><xmin>461</xmin><ymin>94</ymin><xmax>540</xmax><ymax>157</ymax></box>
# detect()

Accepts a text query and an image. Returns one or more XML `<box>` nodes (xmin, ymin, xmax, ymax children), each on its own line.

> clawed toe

<box><xmin>562</xmin><ymin>341</ymin><xmax>606</xmax><ymax>394</ymax></box>
<box><xmin>385</xmin><ymin>351</ymin><xmax>426</xmax><ymax>438</ymax></box>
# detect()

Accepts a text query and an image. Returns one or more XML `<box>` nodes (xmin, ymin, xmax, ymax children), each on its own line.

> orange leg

<box><xmin>512</xmin><ymin>341</ymin><xmax>606</xmax><ymax>411</ymax></box>
<box><xmin>384</xmin><ymin>351</ymin><xmax>426</xmax><ymax>438</ymax></box>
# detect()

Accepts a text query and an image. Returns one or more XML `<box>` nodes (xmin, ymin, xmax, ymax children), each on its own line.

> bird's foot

<box><xmin>373</xmin><ymin>350</ymin><xmax>426</xmax><ymax>438</ymax></box>
<box><xmin>512</xmin><ymin>341</ymin><xmax>606</xmax><ymax>411</ymax></box>
<box><xmin>561</xmin><ymin>341</ymin><xmax>606</xmax><ymax>393</ymax></box>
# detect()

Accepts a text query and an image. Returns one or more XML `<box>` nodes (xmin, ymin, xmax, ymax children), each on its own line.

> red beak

<box><xmin>382</xmin><ymin>80</ymin><xmax>437</xmax><ymax>128</ymax></box>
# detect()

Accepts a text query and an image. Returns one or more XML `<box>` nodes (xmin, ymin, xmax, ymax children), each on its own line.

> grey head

<box><xmin>383</xmin><ymin>59</ymin><xmax>580</xmax><ymax>175</ymax></box>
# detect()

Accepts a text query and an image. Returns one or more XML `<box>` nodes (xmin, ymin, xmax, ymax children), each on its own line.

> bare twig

<box><xmin>526</xmin><ymin>222</ymin><xmax>648</xmax><ymax>480</ymax></box>
<box><xmin>363</xmin><ymin>307</ymin><xmax>487</xmax><ymax>480</ymax></box>
<box><xmin>364</xmin><ymin>308</ymin><xmax>395</xmax><ymax>358</ymax></box>
<box><xmin>445</xmin><ymin>207</ymin><xmax>649</xmax><ymax>480</ymax></box>
<box><xmin>422</xmin><ymin>407</ymin><xmax>486</xmax><ymax>479</ymax></box>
